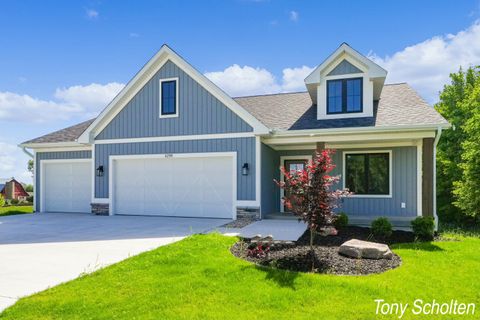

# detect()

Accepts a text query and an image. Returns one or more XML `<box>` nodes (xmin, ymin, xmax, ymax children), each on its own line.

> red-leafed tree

<box><xmin>276</xmin><ymin>149</ymin><xmax>351</xmax><ymax>266</ymax></box>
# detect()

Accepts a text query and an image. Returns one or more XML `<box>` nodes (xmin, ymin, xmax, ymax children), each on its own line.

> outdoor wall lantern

<box><xmin>242</xmin><ymin>163</ymin><xmax>249</xmax><ymax>176</ymax></box>
<box><xmin>96</xmin><ymin>165</ymin><xmax>104</xmax><ymax>177</ymax></box>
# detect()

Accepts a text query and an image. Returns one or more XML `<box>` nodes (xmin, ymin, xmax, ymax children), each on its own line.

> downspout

<box><xmin>21</xmin><ymin>146</ymin><xmax>34</xmax><ymax>159</ymax></box>
<box><xmin>433</xmin><ymin>127</ymin><xmax>443</xmax><ymax>231</ymax></box>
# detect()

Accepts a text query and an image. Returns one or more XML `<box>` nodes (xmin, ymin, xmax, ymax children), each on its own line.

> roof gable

<box><xmin>77</xmin><ymin>45</ymin><xmax>269</xmax><ymax>143</ymax></box>
<box><xmin>327</xmin><ymin>59</ymin><xmax>363</xmax><ymax>76</ymax></box>
<box><xmin>96</xmin><ymin>60</ymin><xmax>253</xmax><ymax>140</ymax></box>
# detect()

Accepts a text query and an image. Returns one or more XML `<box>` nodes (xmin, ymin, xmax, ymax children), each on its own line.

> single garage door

<box><xmin>112</xmin><ymin>154</ymin><xmax>235</xmax><ymax>219</ymax></box>
<box><xmin>42</xmin><ymin>160</ymin><xmax>92</xmax><ymax>213</ymax></box>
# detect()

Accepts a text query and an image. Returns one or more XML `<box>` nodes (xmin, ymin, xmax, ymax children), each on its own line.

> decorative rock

<box><xmin>338</xmin><ymin>239</ymin><xmax>393</xmax><ymax>260</ymax></box>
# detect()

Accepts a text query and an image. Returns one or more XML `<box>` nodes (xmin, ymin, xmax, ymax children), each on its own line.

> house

<box><xmin>19</xmin><ymin>43</ymin><xmax>449</xmax><ymax>227</ymax></box>
<box><xmin>1</xmin><ymin>178</ymin><xmax>29</xmax><ymax>201</ymax></box>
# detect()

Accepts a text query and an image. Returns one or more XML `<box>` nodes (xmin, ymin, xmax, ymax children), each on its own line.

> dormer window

<box><xmin>327</xmin><ymin>78</ymin><xmax>363</xmax><ymax>114</ymax></box>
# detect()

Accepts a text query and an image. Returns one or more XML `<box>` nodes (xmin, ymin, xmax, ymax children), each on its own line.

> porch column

<box><xmin>422</xmin><ymin>138</ymin><xmax>435</xmax><ymax>217</ymax></box>
<box><xmin>315</xmin><ymin>142</ymin><xmax>325</xmax><ymax>153</ymax></box>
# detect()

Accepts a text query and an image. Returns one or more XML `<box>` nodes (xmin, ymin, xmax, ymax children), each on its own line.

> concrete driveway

<box><xmin>0</xmin><ymin>212</ymin><xmax>229</xmax><ymax>311</ymax></box>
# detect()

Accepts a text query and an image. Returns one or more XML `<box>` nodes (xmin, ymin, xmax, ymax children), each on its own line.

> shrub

<box><xmin>10</xmin><ymin>198</ymin><xmax>19</xmax><ymax>205</ymax></box>
<box><xmin>371</xmin><ymin>217</ymin><xmax>393</xmax><ymax>239</ymax></box>
<box><xmin>334</xmin><ymin>212</ymin><xmax>349</xmax><ymax>229</ymax></box>
<box><xmin>247</xmin><ymin>242</ymin><xmax>270</xmax><ymax>259</ymax></box>
<box><xmin>0</xmin><ymin>194</ymin><xmax>4</xmax><ymax>207</ymax></box>
<box><xmin>411</xmin><ymin>216</ymin><xmax>435</xmax><ymax>241</ymax></box>
<box><xmin>26</xmin><ymin>195</ymin><xmax>34</xmax><ymax>203</ymax></box>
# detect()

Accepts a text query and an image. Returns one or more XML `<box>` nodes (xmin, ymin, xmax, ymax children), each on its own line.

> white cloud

<box><xmin>0</xmin><ymin>82</ymin><xmax>124</xmax><ymax>123</ymax></box>
<box><xmin>369</xmin><ymin>21</ymin><xmax>480</xmax><ymax>103</ymax></box>
<box><xmin>205</xmin><ymin>64</ymin><xmax>281</xmax><ymax>96</ymax></box>
<box><xmin>86</xmin><ymin>9</ymin><xmax>99</xmax><ymax>19</ymax></box>
<box><xmin>289</xmin><ymin>11</ymin><xmax>299</xmax><ymax>22</ymax></box>
<box><xmin>281</xmin><ymin>66</ymin><xmax>314</xmax><ymax>92</ymax></box>
<box><xmin>0</xmin><ymin>142</ymin><xmax>31</xmax><ymax>184</ymax></box>
<box><xmin>205</xmin><ymin>64</ymin><xmax>313</xmax><ymax>96</ymax></box>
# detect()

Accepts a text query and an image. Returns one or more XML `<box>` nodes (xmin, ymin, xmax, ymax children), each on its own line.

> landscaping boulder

<box><xmin>338</xmin><ymin>239</ymin><xmax>393</xmax><ymax>260</ymax></box>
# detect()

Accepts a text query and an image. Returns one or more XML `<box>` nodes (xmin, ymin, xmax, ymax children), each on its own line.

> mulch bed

<box><xmin>231</xmin><ymin>226</ymin><xmax>413</xmax><ymax>275</ymax></box>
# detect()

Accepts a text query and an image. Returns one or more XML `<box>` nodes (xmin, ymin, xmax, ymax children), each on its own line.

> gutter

<box><xmin>433</xmin><ymin>127</ymin><xmax>443</xmax><ymax>231</ymax></box>
<box><xmin>20</xmin><ymin>146</ymin><xmax>34</xmax><ymax>159</ymax></box>
<box><xmin>270</xmin><ymin>123</ymin><xmax>451</xmax><ymax>138</ymax></box>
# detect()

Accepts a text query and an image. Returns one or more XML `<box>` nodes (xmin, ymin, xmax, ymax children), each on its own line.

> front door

<box><xmin>282</xmin><ymin>159</ymin><xmax>308</xmax><ymax>212</ymax></box>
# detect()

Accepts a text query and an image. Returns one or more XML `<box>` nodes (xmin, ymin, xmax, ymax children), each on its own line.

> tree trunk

<box><xmin>310</xmin><ymin>226</ymin><xmax>315</xmax><ymax>272</ymax></box>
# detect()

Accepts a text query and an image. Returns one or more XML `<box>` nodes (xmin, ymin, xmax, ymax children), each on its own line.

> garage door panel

<box><xmin>43</xmin><ymin>161</ymin><xmax>91</xmax><ymax>213</ymax></box>
<box><xmin>113</xmin><ymin>155</ymin><xmax>234</xmax><ymax>218</ymax></box>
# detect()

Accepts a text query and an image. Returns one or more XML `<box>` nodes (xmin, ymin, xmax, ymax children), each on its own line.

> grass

<box><xmin>0</xmin><ymin>205</ymin><xmax>33</xmax><ymax>217</ymax></box>
<box><xmin>1</xmin><ymin>234</ymin><xmax>479</xmax><ymax>319</ymax></box>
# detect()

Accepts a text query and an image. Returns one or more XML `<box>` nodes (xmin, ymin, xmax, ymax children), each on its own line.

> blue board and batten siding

<box><xmin>93</xmin><ymin>59</ymin><xmax>257</xmax><ymax>202</ymax></box>
<box><xmin>261</xmin><ymin>146</ymin><xmax>417</xmax><ymax>217</ymax></box>
<box><xmin>96</xmin><ymin>60</ymin><xmax>252</xmax><ymax>140</ymax></box>
<box><xmin>35</xmin><ymin>151</ymin><xmax>92</xmax><ymax>210</ymax></box>
<box><xmin>94</xmin><ymin>138</ymin><xmax>256</xmax><ymax>200</ymax></box>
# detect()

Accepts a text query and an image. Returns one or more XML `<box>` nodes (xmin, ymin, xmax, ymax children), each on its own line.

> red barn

<box><xmin>0</xmin><ymin>179</ymin><xmax>29</xmax><ymax>201</ymax></box>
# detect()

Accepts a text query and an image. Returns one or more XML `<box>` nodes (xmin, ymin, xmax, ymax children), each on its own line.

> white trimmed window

<box><xmin>159</xmin><ymin>78</ymin><xmax>179</xmax><ymax>118</ymax></box>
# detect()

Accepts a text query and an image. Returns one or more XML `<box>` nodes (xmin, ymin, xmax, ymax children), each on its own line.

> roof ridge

<box><xmin>384</xmin><ymin>82</ymin><xmax>407</xmax><ymax>86</ymax></box>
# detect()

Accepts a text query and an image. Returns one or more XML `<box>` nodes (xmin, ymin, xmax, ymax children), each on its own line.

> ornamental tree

<box><xmin>275</xmin><ymin>149</ymin><xmax>351</xmax><ymax>263</ymax></box>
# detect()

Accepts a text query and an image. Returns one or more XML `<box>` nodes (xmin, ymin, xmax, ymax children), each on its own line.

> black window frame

<box><xmin>160</xmin><ymin>79</ymin><xmax>177</xmax><ymax>116</ymax></box>
<box><xmin>326</xmin><ymin>77</ymin><xmax>363</xmax><ymax>114</ymax></box>
<box><xmin>345</xmin><ymin>152</ymin><xmax>390</xmax><ymax>196</ymax></box>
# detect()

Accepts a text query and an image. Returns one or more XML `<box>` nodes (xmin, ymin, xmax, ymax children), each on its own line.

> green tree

<box><xmin>0</xmin><ymin>194</ymin><xmax>5</xmax><ymax>207</ymax></box>
<box><xmin>28</xmin><ymin>160</ymin><xmax>34</xmax><ymax>177</ymax></box>
<box><xmin>435</xmin><ymin>66</ymin><xmax>480</xmax><ymax>223</ymax></box>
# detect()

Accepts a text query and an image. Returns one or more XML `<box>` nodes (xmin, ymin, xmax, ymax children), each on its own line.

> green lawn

<box><xmin>1</xmin><ymin>234</ymin><xmax>479</xmax><ymax>319</ymax></box>
<box><xmin>0</xmin><ymin>205</ymin><xmax>33</xmax><ymax>216</ymax></box>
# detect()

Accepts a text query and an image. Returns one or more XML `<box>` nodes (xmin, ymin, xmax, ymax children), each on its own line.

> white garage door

<box><xmin>42</xmin><ymin>160</ymin><xmax>92</xmax><ymax>213</ymax></box>
<box><xmin>112</xmin><ymin>154</ymin><xmax>234</xmax><ymax>219</ymax></box>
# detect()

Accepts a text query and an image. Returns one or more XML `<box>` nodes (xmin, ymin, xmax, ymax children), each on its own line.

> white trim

<box><xmin>91</xmin><ymin>145</ymin><xmax>96</xmax><ymax>204</ymax></box>
<box><xmin>272</xmin><ymin>144</ymin><xmax>316</xmax><ymax>151</ymax></box>
<box><xmin>433</xmin><ymin>128</ymin><xmax>442</xmax><ymax>230</ymax></box>
<box><xmin>108</xmin><ymin>152</ymin><xmax>237</xmax><ymax>219</ymax></box>
<box><xmin>305</xmin><ymin>43</ymin><xmax>387</xmax><ymax>85</ymax></box>
<box><xmin>78</xmin><ymin>45</ymin><xmax>269</xmax><ymax>143</ymax></box>
<box><xmin>95</xmin><ymin>132</ymin><xmax>255</xmax><ymax>145</ymax></box>
<box><xmin>39</xmin><ymin>158</ymin><xmax>92</xmax><ymax>213</ymax></box>
<box><xmin>264</xmin><ymin>130</ymin><xmax>437</xmax><ymax>146</ymax></box>
<box><xmin>33</xmin><ymin>150</ymin><xmax>37</xmax><ymax>212</ymax></box>
<box><xmin>255</xmin><ymin>136</ymin><xmax>261</xmax><ymax>209</ymax></box>
<box><xmin>326</xmin><ymin>141</ymin><xmax>417</xmax><ymax>149</ymax></box>
<box><xmin>271</xmin><ymin>125</ymin><xmax>448</xmax><ymax>137</ymax></box>
<box><xmin>92</xmin><ymin>198</ymin><xmax>109</xmax><ymax>204</ymax></box>
<box><xmin>279</xmin><ymin>155</ymin><xmax>313</xmax><ymax>213</ymax></box>
<box><xmin>342</xmin><ymin>150</ymin><xmax>393</xmax><ymax>198</ymax></box>
<box><xmin>237</xmin><ymin>200</ymin><xmax>259</xmax><ymax>207</ymax></box>
<box><xmin>159</xmin><ymin>77</ymin><xmax>179</xmax><ymax>119</ymax></box>
<box><xmin>19</xmin><ymin>142</ymin><xmax>92</xmax><ymax>149</ymax></box>
<box><xmin>416</xmin><ymin>139</ymin><xmax>423</xmax><ymax>217</ymax></box>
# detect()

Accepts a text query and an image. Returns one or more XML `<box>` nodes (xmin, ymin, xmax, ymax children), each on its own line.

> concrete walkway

<box><xmin>0</xmin><ymin>213</ymin><xmax>228</xmax><ymax>312</ymax></box>
<box><xmin>219</xmin><ymin>219</ymin><xmax>307</xmax><ymax>241</ymax></box>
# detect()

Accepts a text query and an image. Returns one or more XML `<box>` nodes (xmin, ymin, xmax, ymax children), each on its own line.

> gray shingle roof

<box><xmin>234</xmin><ymin>83</ymin><xmax>448</xmax><ymax>131</ymax></box>
<box><xmin>22</xmin><ymin>119</ymin><xmax>95</xmax><ymax>144</ymax></box>
<box><xmin>22</xmin><ymin>83</ymin><xmax>448</xmax><ymax>145</ymax></box>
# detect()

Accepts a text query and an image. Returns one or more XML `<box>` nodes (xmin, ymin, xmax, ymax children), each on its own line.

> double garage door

<box><xmin>42</xmin><ymin>154</ymin><xmax>235</xmax><ymax>219</ymax></box>
<box><xmin>111</xmin><ymin>155</ymin><xmax>235</xmax><ymax>219</ymax></box>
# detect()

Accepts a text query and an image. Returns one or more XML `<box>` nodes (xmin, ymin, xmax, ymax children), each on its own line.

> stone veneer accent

<box><xmin>91</xmin><ymin>203</ymin><xmax>109</xmax><ymax>216</ymax></box>
<box><xmin>236</xmin><ymin>207</ymin><xmax>260</xmax><ymax>220</ymax></box>
<box><xmin>91</xmin><ymin>204</ymin><xmax>259</xmax><ymax>219</ymax></box>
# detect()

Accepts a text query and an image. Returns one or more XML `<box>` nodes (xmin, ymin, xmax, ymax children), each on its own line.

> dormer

<box><xmin>305</xmin><ymin>43</ymin><xmax>387</xmax><ymax>120</ymax></box>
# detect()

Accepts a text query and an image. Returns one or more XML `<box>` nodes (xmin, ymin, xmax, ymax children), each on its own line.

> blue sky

<box><xmin>1</xmin><ymin>0</ymin><xmax>480</xmax><ymax>183</ymax></box>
